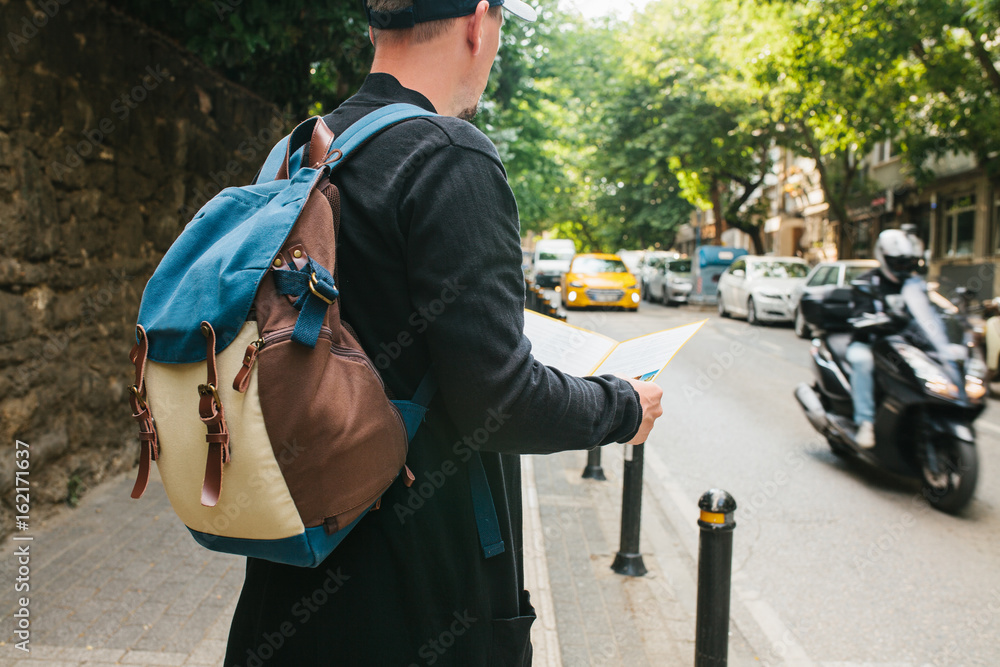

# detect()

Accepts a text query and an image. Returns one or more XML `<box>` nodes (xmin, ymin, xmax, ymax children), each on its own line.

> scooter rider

<box><xmin>846</xmin><ymin>227</ymin><xmax>925</xmax><ymax>447</ymax></box>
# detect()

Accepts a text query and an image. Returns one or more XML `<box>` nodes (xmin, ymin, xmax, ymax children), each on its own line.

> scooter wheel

<box><xmin>922</xmin><ymin>439</ymin><xmax>978</xmax><ymax>514</ymax></box>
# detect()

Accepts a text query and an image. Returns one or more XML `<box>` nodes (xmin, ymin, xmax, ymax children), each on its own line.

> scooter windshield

<box><xmin>901</xmin><ymin>276</ymin><xmax>962</xmax><ymax>383</ymax></box>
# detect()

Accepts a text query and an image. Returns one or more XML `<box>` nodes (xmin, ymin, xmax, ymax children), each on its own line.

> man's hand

<box><xmin>624</xmin><ymin>378</ymin><xmax>663</xmax><ymax>444</ymax></box>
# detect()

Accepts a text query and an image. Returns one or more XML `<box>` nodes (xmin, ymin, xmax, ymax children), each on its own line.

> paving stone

<box><xmin>100</xmin><ymin>623</ymin><xmax>147</xmax><ymax>650</ymax></box>
<box><xmin>54</xmin><ymin>646</ymin><xmax>125</xmax><ymax>663</ymax></box>
<box><xmin>183</xmin><ymin>639</ymin><xmax>227</xmax><ymax>665</ymax></box>
<box><xmin>557</xmin><ymin>641</ymin><xmax>591</xmax><ymax>666</ymax></box>
<box><xmin>0</xmin><ymin>644</ymin><xmax>63</xmax><ymax>659</ymax></box>
<box><xmin>123</xmin><ymin>601</ymin><xmax>169</xmax><ymax>628</ymax></box>
<box><xmin>118</xmin><ymin>648</ymin><xmax>188</xmax><ymax>665</ymax></box>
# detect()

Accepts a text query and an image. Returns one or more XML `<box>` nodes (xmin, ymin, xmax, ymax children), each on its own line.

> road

<box><xmin>547</xmin><ymin>290</ymin><xmax>1000</xmax><ymax>666</ymax></box>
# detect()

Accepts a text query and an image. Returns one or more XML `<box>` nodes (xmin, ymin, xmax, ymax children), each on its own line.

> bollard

<box><xmin>581</xmin><ymin>446</ymin><xmax>606</xmax><ymax>480</ymax></box>
<box><xmin>611</xmin><ymin>443</ymin><xmax>647</xmax><ymax>577</ymax></box>
<box><xmin>694</xmin><ymin>489</ymin><xmax>737</xmax><ymax>667</ymax></box>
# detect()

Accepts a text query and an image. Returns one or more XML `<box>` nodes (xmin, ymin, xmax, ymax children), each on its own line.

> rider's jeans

<box><xmin>847</xmin><ymin>341</ymin><xmax>875</xmax><ymax>424</ymax></box>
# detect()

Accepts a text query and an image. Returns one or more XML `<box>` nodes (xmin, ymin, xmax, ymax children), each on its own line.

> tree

<box><xmin>109</xmin><ymin>0</ymin><xmax>372</xmax><ymax>115</ymax></box>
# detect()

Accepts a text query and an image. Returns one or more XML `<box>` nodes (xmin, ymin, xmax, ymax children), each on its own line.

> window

<box><xmin>844</xmin><ymin>265</ymin><xmax>873</xmax><ymax>284</ymax></box>
<box><xmin>943</xmin><ymin>195</ymin><xmax>976</xmax><ymax>257</ymax></box>
<box><xmin>873</xmin><ymin>140</ymin><xmax>899</xmax><ymax>165</ymax></box>
<box><xmin>807</xmin><ymin>266</ymin><xmax>835</xmax><ymax>286</ymax></box>
<box><xmin>571</xmin><ymin>257</ymin><xmax>628</xmax><ymax>274</ymax></box>
<box><xmin>667</xmin><ymin>259</ymin><xmax>692</xmax><ymax>273</ymax></box>
<box><xmin>752</xmin><ymin>261</ymin><xmax>809</xmax><ymax>279</ymax></box>
<box><xmin>730</xmin><ymin>258</ymin><xmax>746</xmax><ymax>273</ymax></box>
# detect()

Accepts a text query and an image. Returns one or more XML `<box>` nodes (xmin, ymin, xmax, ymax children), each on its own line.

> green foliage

<box><xmin>117</xmin><ymin>0</ymin><xmax>1000</xmax><ymax>253</ymax></box>
<box><xmin>109</xmin><ymin>0</ymin><xmax>372</xmax><ymax>115</ymax></box>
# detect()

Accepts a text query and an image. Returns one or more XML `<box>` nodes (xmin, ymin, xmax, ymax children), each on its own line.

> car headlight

<box><xmin>569</xmin><ymin>281</ymin><xmax>583</xmax><ymax>288</ymax></box>
<box><xmin>758</xmin><ymin>291</ymin><xmax>785</xmax><ymax>300</ymax></box>
<box><xmin>625</xmin><ymin>284</ymin><xmax>637</xmax><ymax>290</ymax></box>
<box><xmin>890</xmin><ymin>341</ymin><xmax>959</xmax><ymax>398</ymax></box>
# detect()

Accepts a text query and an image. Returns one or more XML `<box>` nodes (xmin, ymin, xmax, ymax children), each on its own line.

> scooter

<box><xmin>795</xmin><ymin>277</ymin><xmax>986</xmax><ymax>513</ymax></box>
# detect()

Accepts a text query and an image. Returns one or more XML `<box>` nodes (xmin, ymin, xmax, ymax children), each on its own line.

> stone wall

<box><xmin>0</xmin><ymin>0</ymin><xmax>287</xmax><ymax>527</ymax></box>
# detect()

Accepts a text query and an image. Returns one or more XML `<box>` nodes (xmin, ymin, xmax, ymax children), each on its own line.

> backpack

<box><xmin>127</xmin><ymin>104</ymin><xmax>503</xmax><ymax>567</ymax></box>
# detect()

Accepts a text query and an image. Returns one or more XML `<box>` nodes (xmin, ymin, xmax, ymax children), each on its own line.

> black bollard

<box><xmin>581</xmin><ymin>447</ymin><xmax>606</xmax><ymax>480</ymax></box>
<box><xmin>611</xmin><ymin>443</ymin><xmax>647</xmax><ymax>577</ymax></box>
<box><xmin>694</xmin><ymin>489</ymin><xmax>737</xmax><ymax>667</ymax></box>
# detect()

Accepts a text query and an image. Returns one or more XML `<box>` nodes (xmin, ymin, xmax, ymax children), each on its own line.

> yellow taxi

<box><xmin>560</xmin><ymin>253</ymin><xmax>640</xmax><ymax>311</ymax></box>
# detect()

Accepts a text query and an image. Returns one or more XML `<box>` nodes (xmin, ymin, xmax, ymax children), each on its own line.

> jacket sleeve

<box><xmin>400</xmin><ymin>144</ymin><xmax>642</xmax><ymax>455</ymax></box>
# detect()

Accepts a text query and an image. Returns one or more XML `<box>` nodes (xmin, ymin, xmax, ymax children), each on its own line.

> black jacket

<box><xmin>224</xmin><ymin>74</ymin><xmax>642</xmax><ymax>667</ymax></box>
<box><xmin>850</xmin><ymin>268</ymin><xmax>907</xmax><ymax>344</ymax></box>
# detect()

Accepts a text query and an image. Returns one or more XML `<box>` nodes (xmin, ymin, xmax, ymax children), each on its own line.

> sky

<box><xmin>559</xmin><ymin>0</ymin><xmax>651</xmax><ymax>19</ymax></box>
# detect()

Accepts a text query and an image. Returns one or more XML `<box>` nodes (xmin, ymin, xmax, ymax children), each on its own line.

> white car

<box><xmin>717</xmin><ymin>256</ymin><xmax>810</xmax><ymax>325</ymax></box>
<box><xmin>647</xmin><ymin>257</ymin><xmax>693</xmax><ymax>305</ymax></box>
<box><xmin>791</xmin><ymin>259</ymin><xmax>880</xmax><ymax>338</ymax></box>
<box><xmin>636</xmin><ymin>251</ymin><xmax>677</xmax><ymax>297</ymax></box>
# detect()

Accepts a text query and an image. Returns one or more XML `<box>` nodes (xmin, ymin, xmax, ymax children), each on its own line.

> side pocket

<box><xmin>490</xmin><ymin>591</ymin><xmax>536</xmax><ymax>667</ymax></box>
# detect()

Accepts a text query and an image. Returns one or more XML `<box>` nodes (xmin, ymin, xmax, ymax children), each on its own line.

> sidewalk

<box><xmin>1</xmin><ymin>449</ymin><xmax>754</xmax><ymax>666</ymax></box>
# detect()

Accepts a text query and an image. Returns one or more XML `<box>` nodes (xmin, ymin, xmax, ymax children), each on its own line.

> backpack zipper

<box><xmin>233</xmin><ymin>325</ymin><xmax>390</xmax><ymax>395</ymax></box>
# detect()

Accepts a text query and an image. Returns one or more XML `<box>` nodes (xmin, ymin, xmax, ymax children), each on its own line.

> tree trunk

<box><xmin>710</xmin><ymin>178</ymin><xmax>725</xmax><ymax>245</ymax></box>
<box><xmin>965</xmin><ymin>26</ymin><xmax>1000</xmax><ymax>95</ymax></box>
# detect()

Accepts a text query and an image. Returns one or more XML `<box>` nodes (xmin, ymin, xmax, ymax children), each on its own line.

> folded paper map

<box><xmin>523</xmin><ymin>310</ymin><xmax>706</xmax><ymax>382</ymax></box>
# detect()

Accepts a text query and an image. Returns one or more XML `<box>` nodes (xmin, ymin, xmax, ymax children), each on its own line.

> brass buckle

<box><xmin>308</xmin><ymin>272</ymin><xmax>336</xmax><ymax>305</ymax></box>
<box><xmin>129</xmin><ymin>384</ymin><xmax>148</xmax><ymax>410</ymax></box>
<box><xmin>198</xmin><ymin>383</ymin><xmax>222</xmax><ymax>408</ymax></box>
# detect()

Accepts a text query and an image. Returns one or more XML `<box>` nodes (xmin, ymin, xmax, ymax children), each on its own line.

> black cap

<box><xmin>366</xmin><ymin>0</ymin><xmax>537</xmax><ymax>29</ymax></box>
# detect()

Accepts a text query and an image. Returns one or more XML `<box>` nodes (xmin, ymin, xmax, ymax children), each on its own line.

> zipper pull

<box><xmin>233</xmin><ymin>337</ymin><xmax>264</xmax><ymax>393</ymax></box>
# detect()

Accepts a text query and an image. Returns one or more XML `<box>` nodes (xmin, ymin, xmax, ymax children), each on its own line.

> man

<box><xmin>846</xmin><ymin>228</ymin><xmax>924</xmax><ymax>448</ymax></box>
<box><xmin>224</xmin><ymin>1</ymin><xmax>663</xmax><ymax>664</ymax></box>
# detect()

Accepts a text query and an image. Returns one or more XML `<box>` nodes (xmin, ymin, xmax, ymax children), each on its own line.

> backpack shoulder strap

<box><xmin>257</xmin><ymin>135</ymin><xmax>290</xmax><ymax>184</ymax></box>
<box><xmin>257</xmin><ymin>103</ymin><xmax>435</xmax><ymax>184</ymax></box>
<box><xmin>326</xmin><ymin>103</ymin><xmax>436</xmax><ymax>166</ymax></box>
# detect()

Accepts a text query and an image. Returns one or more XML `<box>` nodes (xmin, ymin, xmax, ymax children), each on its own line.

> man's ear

<box><xmin>467</xmin><ymin>0</ymin><xmax>490</xmax><ymax>56</ymax></box>
<box><xmin>369</xmin><ymin>26</ymin><xmax>376</xmax><ymax>47</ymax></box>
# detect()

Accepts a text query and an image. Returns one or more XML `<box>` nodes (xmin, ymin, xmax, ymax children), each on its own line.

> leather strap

<box><xmin>198</xmin><ymin>322</ymin><xmax>230</xmax><ymax>507</ymax></box>
<box><xmin>129</xmin><ymin>326</ymin><xmax>158</xmax><ymax>500</ymax></box>
<box><xmin>232</xmin><ymin>339</ymin><xmax>262</xmax><ymax>393</ymax></box>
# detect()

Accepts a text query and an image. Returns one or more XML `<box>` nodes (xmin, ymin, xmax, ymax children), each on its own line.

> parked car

<box><xmin>561</xmin><ymin>253</ymin><xmax>640</xmax><ymax>311</ymax></box>
<box><xmin>647</xmin><ymin>257</ymin><xmax>693</xmax><ymax>305</ymax></box>
<box><xmin>532</xmin><ymin>239</ymin><xmax>576</xmax><ymax>287</ymax></box>
<box><xmin>689</xmin><ymin>246</ymin><xmax>748</xmax><ymax>305</ymax></box>
<box><xmin>717</xmin><ymin>256</ymin><xmax>809</xmax><ymax>324</ymax></box>
<box><xmin>637</xmin><ymin>251</ymin><xmax>676</xmax><ymax>297</ymax></box>
<box><xmin>792</xmin><ymin>259</ymin><xmax>880</xmax><ymax>338</ymax></box>
<box><xmin>616</xmin><ymin>249</ymin><xmax>645</xmax><ymax>274</ymax></box>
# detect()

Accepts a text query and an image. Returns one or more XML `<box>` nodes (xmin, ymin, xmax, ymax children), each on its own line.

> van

<box><xmin>688</xmin><ymin>245</ymin><xmax>748</xmax><ymax>305</ymax></box>
<box><xmin>532</xmin><ymin>239</ymin><xmax>576</xmax><ymax>287</ymax></box>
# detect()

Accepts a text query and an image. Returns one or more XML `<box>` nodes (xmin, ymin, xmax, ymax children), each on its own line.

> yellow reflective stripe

<box><xmin>700</xmin><ymin>510</ymin><xmax>726</xmax><ymax>525</ymax></box>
